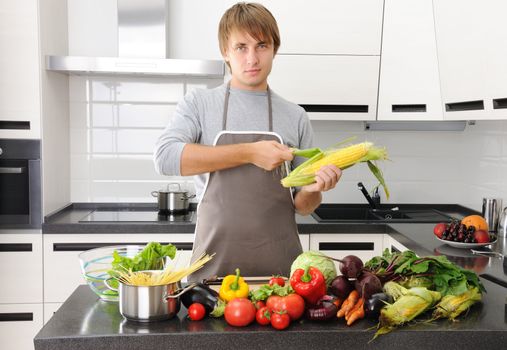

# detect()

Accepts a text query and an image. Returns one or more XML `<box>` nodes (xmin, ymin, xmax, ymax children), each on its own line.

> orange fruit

<box><xmin>461</xmin><ymin>215</ymin><xmax>488</xmax><ymax>231</ymax></box>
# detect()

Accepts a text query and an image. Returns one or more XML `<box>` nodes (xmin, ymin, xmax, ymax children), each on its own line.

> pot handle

<box><xmin>183</xmin><ymin>194</ymin><xmax>196</xmax><ymax>200</ymax></box>
<box><xmin>151</xmin><ymin>191</ymin><xmax>159</xmax><ymax>198</ymax></box>
<box><xmin>164</xmin><ymin>282</ymin><xmax>198</xmax><ymax>300</ymax></box>
<box><xmin>104</xmin><ymin>277</ymin><xmax>119</xmax><ymax>292</ymax></box>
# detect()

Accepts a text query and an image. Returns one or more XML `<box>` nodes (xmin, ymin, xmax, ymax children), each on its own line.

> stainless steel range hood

<box><xmin>46</xmin><ymin>0</ymin><xmax>224</xmax><ymax>77</ymax></box>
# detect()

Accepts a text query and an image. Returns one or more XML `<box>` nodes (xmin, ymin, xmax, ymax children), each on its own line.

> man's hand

<box><xmin>248</xmin><ymin>140</ymin><xmax>294</xmax><ymax>171</ymax></box>
<box><xmin>301</xmin><ymin>165</ymin><xmax>342</xmax><ymax>193</ymax></box>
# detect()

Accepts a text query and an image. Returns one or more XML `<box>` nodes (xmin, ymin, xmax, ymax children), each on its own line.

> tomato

<box><xmin>255</xmin><ymin>306</ymin><xmax>271</xmax><ymax>326</ymax></box>
<box><xmin>254</xmin><ymin>300</ymin><xmax>266</xmax><ymax>310</ymax></box>
<box><xmin>188</xmin><ymin>303</ymin><xmax>206</xmax><ymax>321</ymax></box>
<box><xmin>266</xmin><ymin>293</ymin><xmax>305</xmax><ymax>321</ymax></box>
<box><xmin>269</xmin><ymin>276</ymin><xmax>285</xmax><ymax>287</ymax></box>
<box><xmin>270</xmin><ymin>311</ymin><xmax>290</xmax><ymax>330</ymax></box>
<box><xmin>224</xmin><ymin>298</ymin><xmax>256</xmax><ymax>327</ymax></box>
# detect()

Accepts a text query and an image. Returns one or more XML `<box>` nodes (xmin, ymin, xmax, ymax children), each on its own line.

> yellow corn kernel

<box><xmin>300</xmin><ymin>142</ymin><xmax>371</xmax><ymax>175</ymax></box>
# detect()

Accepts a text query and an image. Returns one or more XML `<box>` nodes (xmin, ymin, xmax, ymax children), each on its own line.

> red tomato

<box><xmin>266</xmin><ymin>294</ymin><xmax>305</xmax><ymax>321</ymax></box>
<box><xmin>224</xmin><ymin>298</ymin><xmax>256</xmax><ymax>327</ymax></box>
<box><xmin>188</xmin><ymin>303</ymin><xmax>206</xmax><ymax>321</ymax></box>
<box><xmin>269</xmin><ymin>276</ymin><xmax>285</xmax><ymax>287</ymax></box>
<box><xmin>254</xmin><ymin>300</ymin><xmax>266</xmax><ymax>310</ymax></box>
<box><xmin>255</xmin><ymin>306</ymin><xmax>271</xmax><ymax>326</ymax></box>
<box><xmin>271</xmin><ymin>312</ymin><xmax>290</xmax><ymax>330</ymax></box>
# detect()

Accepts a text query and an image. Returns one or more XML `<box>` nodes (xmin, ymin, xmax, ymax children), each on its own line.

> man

<box><xmin>154</xmin><ymin>2</ymin><xmax>341</xmax><ymax>281</ymax></box>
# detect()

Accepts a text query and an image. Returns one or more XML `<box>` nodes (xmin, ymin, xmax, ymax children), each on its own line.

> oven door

<box><xmin>0</xmin><ymin>159</ymin><xmax>41</xmax><ymax>228</ymax></box>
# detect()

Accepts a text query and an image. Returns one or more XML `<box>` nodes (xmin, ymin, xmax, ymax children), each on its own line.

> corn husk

<box><xmin>373</xmin><ymin>283</ymin><xmax>441</xmax><ymax>339</ymax></box>
<box><xmin>432</xmin><ymin>287</ymin><xmax>481</xmax><ymax>321</ymax></box>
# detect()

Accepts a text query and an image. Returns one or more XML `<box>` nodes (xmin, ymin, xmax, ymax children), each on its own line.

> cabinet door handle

<box><xmin>0</xmin><ymin>313</ymin><xmax>33</xmax><ymax>322</ymax></box>
<box><xmin>53</xmin><ymin>242</ymin><xmax>193</xmax><ymax>251</ymax></box>
<box><xmin>445</xmin><ymin>100</ymin><xmax>484</xmax><ymax>112</ymax></box>
<box><xmin>0</xmin><ymin>167</ymin><xmax>26</xmax><ymax>174</ymax></box>
<box><xmin>0</xmin><ymin>120</ymin><xmax>30</xmax><ymax>130</ymax></box>
<box><xmin>0</xmin><ymin>243</ymin><xmax>32</xmax><ymax>252</ymax></box>
<box><xmin>319</xmin><ymin>242</ymin><xmax>374</xmax><ymax>251</ymax></box>
<box><xmin>300</xmin><ymin>104</ymin><xmax>369</xmax><ymax>113</ymax></box>
<box><xmin>493</xmin><ymin>98</ymin><xmax>507</xmax><ymax>109</ymax></box>
<box><xmin>392</xmin><ymin>104</ymin><xmax>427</xmax><ymax>113</ymax></box>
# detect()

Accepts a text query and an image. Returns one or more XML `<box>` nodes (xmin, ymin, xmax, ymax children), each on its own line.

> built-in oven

<box><xmin>0</xmin><ymin>139</ymin><xmax>41</xmax><ymax>229</ymax></box>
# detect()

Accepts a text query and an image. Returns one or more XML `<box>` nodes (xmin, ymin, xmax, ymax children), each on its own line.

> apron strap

<box><xmin>222</xmin><ymin>82</ymin><xmax>273</xmax><ymax>132</ymax></box>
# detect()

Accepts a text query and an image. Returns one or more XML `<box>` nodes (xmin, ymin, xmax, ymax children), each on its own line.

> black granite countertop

<box><xmin>35</xmin><ymin>202</ymin><xmax>507</xmax><ymax>349</ymax></box>
<box><xmin>34</xmin><ymin>280</ymin><xmax>507</xmax><ymax>350</ymax></box>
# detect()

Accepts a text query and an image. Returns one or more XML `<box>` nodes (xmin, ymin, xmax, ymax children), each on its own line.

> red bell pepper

<box><xmin>290</xmin><ymin>266</ymin><xmax>327</xmax><ymax>305</ymax></box>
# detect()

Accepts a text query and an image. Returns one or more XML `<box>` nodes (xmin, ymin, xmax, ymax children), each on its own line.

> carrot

<box><xmin>333</xmin><ymin>298</ymin><xmax>343</xmax><ymax>309</ymax></box>
<box><xmin>337</xmin><ymin>290</ymin><xmax>359</xmax><ymax>318</ymax></box>
<box><xmin>345</xmin><ymin>297</ymin><xmax>363</xmax><ymax>321</ymax></box>
<box><xmin>346</xmin><ymin>298</ymin><xmax>365</xmax><ymax>326</ymax></box>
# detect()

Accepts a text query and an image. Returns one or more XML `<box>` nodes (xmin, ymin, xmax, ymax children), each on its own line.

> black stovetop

<box><xmin>78</xmin><ymin>208</ymin><xmax>194</xmax><ymax>223</ymax></box>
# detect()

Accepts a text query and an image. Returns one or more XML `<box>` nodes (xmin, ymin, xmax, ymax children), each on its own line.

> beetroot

<box><xmin>329</xmin><ymin>275</ymin><xmax>353</xmax><ymax>299</ymax></box>
<box><xmin>339</xmin><ymin>255</ymin><xmax>364</xmax><ymax>279</ymax></box>
<box><xmin>355</xmin><ymin>272</ymin><xmax>382</xmax><ymax>300</ymax></box>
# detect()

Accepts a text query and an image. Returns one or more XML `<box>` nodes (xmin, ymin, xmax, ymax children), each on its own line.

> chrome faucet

<box><xmin>357</xmin><ymin>182</ymin><xmax>380</xmax><ymax>209</ymax></box>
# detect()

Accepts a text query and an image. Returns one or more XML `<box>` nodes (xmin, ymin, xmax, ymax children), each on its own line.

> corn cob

<box><xmin>282</xmin><ymin>141</ymin><xmax>389</xmax><ymax>198</ymax></box>
<box><xmin>373</xmin><ymin>283</ymin><xmax>441</xmax><ymax>339</ymax></box>
<box><xmin>432</xmin><ymin>287</ymin><xmax>481</xmax><ymax>321</ymax></box>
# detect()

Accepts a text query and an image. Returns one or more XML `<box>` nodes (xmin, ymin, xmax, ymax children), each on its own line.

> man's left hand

<box><xmin>301</xmin><ymin>165</ymin><xmax>342</xmax><ymax>193</ymax></box>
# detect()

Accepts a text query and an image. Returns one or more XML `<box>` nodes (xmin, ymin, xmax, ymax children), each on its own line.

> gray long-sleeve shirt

<box><xmin>154</xmin><ymin>82</ymin><xmax>314</xmax><ymax>201</ymax></box>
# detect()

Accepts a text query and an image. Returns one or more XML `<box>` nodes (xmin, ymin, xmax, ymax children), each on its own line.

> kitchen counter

<box><xmin>34</xmin><ymin>280</ymin><xmax>507</xmax><ymax>350</ymax></box>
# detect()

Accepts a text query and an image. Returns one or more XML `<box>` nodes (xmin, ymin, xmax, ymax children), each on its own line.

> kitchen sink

<box><xmin>312</xmin><ymin>204</ymin><xmax>454</xmax><ymax>223</ymax></box>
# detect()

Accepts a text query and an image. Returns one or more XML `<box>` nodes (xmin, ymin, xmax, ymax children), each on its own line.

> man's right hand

<box><xmin>248</xmin><ymin>140</ymin><xmax>294</xmax><ymax>171</ymax></box>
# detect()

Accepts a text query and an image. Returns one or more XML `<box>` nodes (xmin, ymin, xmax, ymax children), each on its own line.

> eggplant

<box><xmin>305</xmin><ymin>295</ymin><xmax>338</xmax><ymax>321</ymax></box>
<box><xmin>180</xmin><ymin>283</ymin><xmax>224</xmax><ymax>316</ymax></box>
<box><xmin>364</xmin><ymin>292</ymin><xmax>393</xmax><ymax>318</ymax></box>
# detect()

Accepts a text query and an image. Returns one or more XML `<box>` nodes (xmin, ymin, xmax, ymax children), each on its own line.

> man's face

<box><xmin>223</xmin><ymin>30</ymin><xmax>275</xmax><ymax>91</ymax></box>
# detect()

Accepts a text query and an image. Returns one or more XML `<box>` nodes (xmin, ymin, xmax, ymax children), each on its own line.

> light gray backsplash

<box><xmin>68</xmin><ymin>76</ymin><xmax>507</xmax><ymax>212</ymax></box>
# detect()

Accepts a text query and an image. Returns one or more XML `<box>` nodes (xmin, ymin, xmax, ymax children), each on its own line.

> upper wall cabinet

<box><xmin>269</xmin><ymin>55</ymin><xmax>380</xmax><ymax>121</ymax></box>
<box><xmin>0</xmin><ymin>2</ymin><xmax>41</xmax><ymax>139</ymax></box>
<box><xmin>434</xmin><ymin>0</ymin><xmax>507</xmax><ymax>120</ymax></box>
<box><xmin>377</xmin><ymin>0</ymin><xmax>443</xmax><ymax>121</ymax></box>
<box><xmin>264</xmin><ymin>0</ymin><xmax>384</xmax><ymax>55</ymax></box>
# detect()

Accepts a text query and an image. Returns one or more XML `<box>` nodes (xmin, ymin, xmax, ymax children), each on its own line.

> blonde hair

<box><xmin>218</xmin><ymin>2</ymin><xmax>281</xmax><ymax>61</ymax></box>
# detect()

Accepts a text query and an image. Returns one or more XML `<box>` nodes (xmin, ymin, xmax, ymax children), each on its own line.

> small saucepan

<box><xmin>151</xmin><ymin>183</ymin><xmax>195</xmax><ymax>214</ymax></box>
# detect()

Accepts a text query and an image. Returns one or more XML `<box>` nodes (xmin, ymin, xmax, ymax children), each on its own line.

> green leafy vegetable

<box><xmin>110</xmin><ymin>242</ymin><xmax>176</xmax><ymax>274</ymax></box>
<box><xmin>249</xmin><ymin>284</ymin><xmax>294</xmax><ymax>302</ymax></box>
<box><xmin>364</xmin><ymin>249</ymin><xmax>485</xmax><ymax>296</ymax></box>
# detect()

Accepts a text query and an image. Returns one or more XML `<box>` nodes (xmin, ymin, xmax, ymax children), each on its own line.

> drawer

<box><xmin>0</xmin><ymin>303</ymin><xmax>43</xmax><ymax>350</ymax></box>
<box><xmin>0</xmin><ymin>234</ymin><xmax>42</xmax><ymax>303</ymax></box>
<box><xmin>309</xmin><ymin>233</ymin><xmax>384</xmax><ymax>269</ymax></box>
<box><xmin>43</xmin><ymin>302</ymin><xmax>63</xmax><ymax>325</ymax></box>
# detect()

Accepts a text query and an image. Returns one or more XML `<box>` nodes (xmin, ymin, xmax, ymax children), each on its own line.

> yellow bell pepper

<box><xmin>219</xmin><ymin>268</ymin><xmax>249</xmax><ymax>302</ymax></box>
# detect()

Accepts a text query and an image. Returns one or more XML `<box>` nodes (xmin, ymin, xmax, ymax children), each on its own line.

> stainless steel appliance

<box><xmin>0</xmin><ymin>139</ymin><xmax>41</xmax><ymax>228</ymax></box>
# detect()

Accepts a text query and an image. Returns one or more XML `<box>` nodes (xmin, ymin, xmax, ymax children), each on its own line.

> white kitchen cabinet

<box><xmin>299</xmin><ymin>234</ymin><xmax>309</xmax><ymax>252</ymax></box>
<box><xmin>43</xmin><ymin>234</ymin><xmax>194</xmax><ymax>303</ymax></box>
<box><xmin>263</xmin><ymin>0</ymin><xmax>383</xmax><ymax>55</ymax></box>
<box><xmin>383</xmin><ymin>234</ymin><xmax>408</xmax><ymax>254</ymax></box>
<box><xmin>43</xmin><ymin>303</ymin><xmax>63</xmax><ymax>325</ymax></box>
<box><xmin>0</xmin><ymin>233</ymin><xmax>43</xmax><ymax>304</ymax></box>
<box><xmin>434</xmin><ymin>0</ymin><xmax>507</xmax><ymax>120</ymax></box>
<box><xmin>0</xmin><ymin>1</ymin><xmax>41</xmax><ymax>139</ymax></box>
<box><xmin>269</xmin><ymin>55</ymin><xmax>380</xmax><ymax>120</ymax></box>
<box><xmin>0</xmin><ymin>303</ymin><xmax>43</xmax><ymax>350</ymax></box>
<box><xmin>309</xmin><ymin>234</ymin><xmax>384</xmax><ymax>270</ymax></box>
<box><xmin>378</xmin><ymin>0</ymin><xmax>443</xmax><ymax>121</ymax></box>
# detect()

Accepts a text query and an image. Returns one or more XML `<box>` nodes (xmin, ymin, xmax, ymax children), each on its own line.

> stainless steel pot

<box><xmin>151</xmin><ymin>183</ymin><xmax>195</xmax><ymax>214</ymax></box>
<box><xmin>106</xmin><ymin>275</ymin><xmax>197</xmax><ymax>322</ymax></box>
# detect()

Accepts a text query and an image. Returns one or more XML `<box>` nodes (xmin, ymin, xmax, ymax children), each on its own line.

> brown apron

<box><xmin>188</xmin><ymin>83</ymin><xmax>303</xmax><ymax>282</ymax></box>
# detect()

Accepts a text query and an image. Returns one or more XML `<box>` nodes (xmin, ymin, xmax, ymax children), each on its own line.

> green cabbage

<box><xmin>290</xmin><ymin>251</ymin><xmax>337</xmax><ymax>286</ymax></box>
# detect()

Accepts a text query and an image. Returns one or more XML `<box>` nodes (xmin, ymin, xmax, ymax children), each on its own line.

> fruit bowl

<box><xmin>78</xmin><ymin>245</ymin><xmax>147</xmax><ymax>302</ymax></box>
<box><xmin>435</xmin><ymin>236</ymin><xmax>497</xmax><ymax>249</ymax></box>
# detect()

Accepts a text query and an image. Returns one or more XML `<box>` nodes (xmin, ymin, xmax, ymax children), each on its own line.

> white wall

<box><xmin>67</xmin><ymin>74</ymin><xmax>507</xmax><ymax>212</ymax></box>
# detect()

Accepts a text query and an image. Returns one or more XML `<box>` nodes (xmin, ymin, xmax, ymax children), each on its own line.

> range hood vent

<box><xmin>364</xmin><ymin>121</ymin><xmax>468</xmax><ymax>131</ymax></box>
<box><xmin>46</xmin><ymin>0</ymin><xmax>224</xmax><ymax>77</ymax></box>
